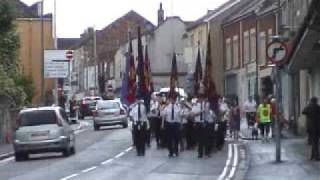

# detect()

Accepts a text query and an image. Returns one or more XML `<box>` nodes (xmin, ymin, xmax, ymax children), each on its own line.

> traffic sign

<box><xmin>44</xmin><ymin>50</ymin><xmax>70</xmax><ymax>78</ymax></box>
<box><xmin>65</xmin><ymin>50</ymin><xmax>73</xmax><ymax>60</ymax></box>
<box><xmin>266</xmin><ymin>41</ymin><xmax>288</xmax><ymax>65</ymax></box>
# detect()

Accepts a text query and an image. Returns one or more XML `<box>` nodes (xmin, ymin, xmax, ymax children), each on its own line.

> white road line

<box><xmin>60</xmin><ymin>173</ymin><xmax>79</xmax><ymax>180</ymax></box>
<box><xmin>81</xmin><ymin>166</ymin><xmax>97</xmax><ymax>173</ymax></box>
<box><xmin>101</xmin><ymin>159</ymin><xmax>113</xmax><ymax>165</ymax></box>
<box><xmin>0</xmin><ymin>157</ymin><xmax>14</xmax><ymax>164</ymax></box>
<box><xmin>218</xmin><ymin>144</ymin><xmax>233</xmax><ymax>180</ymax></box>
<box><xmin>227</xmin><ymin>144</ymin><xmax>239</xmax><ymax>179</ymax></box>
<box><xmin>115</xmin><ymin>152</ymin><xmax>125</xmax><ymax>158</ymax></box>
<box><xmin>74</xmin><ymin>129</ymin><xmax>87</xmax><ymax>135</ymax></box>
<box><xmin>125</xmin><ymin>146</ymin><xmax>133</xmax><ymax>152</ymax></box>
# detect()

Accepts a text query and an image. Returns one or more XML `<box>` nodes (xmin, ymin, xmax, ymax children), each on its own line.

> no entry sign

<box><xmin>65</xmin><ymin>50</ymin><xmax>73</xmax><ymax>60</ymax></box>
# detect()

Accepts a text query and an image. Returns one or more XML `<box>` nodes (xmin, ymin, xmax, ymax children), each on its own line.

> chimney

<box><xmin>158</xmin><ymin>3</ymin><xmax>164</xmax><ymax>25</ymax></box>
<box><xmin>37</xmin><ymin>1</ymin><xmax>43</xmax><ymax>17</ymax></box>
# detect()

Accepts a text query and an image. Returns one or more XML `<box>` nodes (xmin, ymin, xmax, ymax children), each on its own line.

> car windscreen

<box><xmin>19</xmin><ymin>110</ymin><xmax>57</xmax><ymax>127</ymax></box>
<box><xmin>97</xmin><ymin>102</ymin><xmax>119</xmax><ymax>110</ymax></box>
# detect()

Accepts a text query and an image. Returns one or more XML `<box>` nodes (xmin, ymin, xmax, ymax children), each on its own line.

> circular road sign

<box><xmin>65</xmin><ymin>50</ymin><xmax>73</xmax><ymax>60</ymax></box>
<box><xmin>266</xmin><ymin>41</ymin><xmax>288</xmax><ymax>65</ymax></box>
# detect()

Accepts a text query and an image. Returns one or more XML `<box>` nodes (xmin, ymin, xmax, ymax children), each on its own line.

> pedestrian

<box><xmin>230</xmin><ymin>97</ymin><xmax>241</xmax><ymax>141</ymax></box>
<box><xmin>149</xmin><ymin>94</ymin><xmax>162</xmax><ymax>148</ymax></box>
<box><xmin>185</xmin><ymin>97</ymin><xmax>196</xmax><ymax>149</ymax></box>
<box><xmin>69</xmin><ymin>95</ymin><xmax>77</xmax><ymax>119</ymax></box>
<box><xmin>179</xmin><ymin>99</ymin><xmax>193</xmax><ymax>152</ymax></box>
<box><xmin>161</xmin><ymin>95</ymin><xmax>181</xmax><ymax>157</ymax></box>
<box><xmin>192</xmin><ymin>95</ymin><xmax>215</xmax><ymax>158</ymax></box>
<box><xmin>256</xmin><ymin>98</ymin><xmax>272</xmax><ymax>143</ymax></box>
<box><xmin>217</xmin><ymin>97</ymin><xmax>229</xmax><ymax>149</ymax></box>
<box><xmin>243</xmin><ymin>96</ymin><xmax>256</xmax><ymax>128</ymax></box>
<box><xmin>129</xmin><ymin>99</ymin><xmax>150</xmax><ymax>156</ymax></box>
<box><xmin>302</xmin><ymin>97</ymin><xmax>320</xmax><ymax>161</ymax></box>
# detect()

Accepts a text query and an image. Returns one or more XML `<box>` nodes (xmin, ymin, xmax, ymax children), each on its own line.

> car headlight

<box><xmin>60</xmin><ymin>136</ymin><xmax>67</xmax><ymax>139</ymax></box>
<box><xmin>14</xmin><ymin>139</ymin><xmax>20</xmax><ymax>143</ymax></box>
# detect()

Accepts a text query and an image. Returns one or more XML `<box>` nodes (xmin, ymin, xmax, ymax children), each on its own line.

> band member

<box><xmin>161</xmin><ymin>95</ymin><xmax>181</xmax><ymax>157</ymax></box>
<box><xmin>149</xmin><ymin>94</ymin><xmax>162</xmax><ymax>148</ymax></box>
<box><xmin>192</xmin><ymin>95</ymin><xmax>216</xmax><ymax>158</ymax></box>
<box><xmin>129</xmin><ymin>99</ymin><xmax>150</xmax><ymax>156</ymax></box>
<box><xmin>179</xmin><ymin>99</ymin><xmax>193</xmax><ymax>151</ymax></box>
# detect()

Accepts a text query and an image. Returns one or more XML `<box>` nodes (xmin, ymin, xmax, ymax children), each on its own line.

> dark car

<box><xmin>78</xmin><ymin>96</ymin><xmax>102</xmax><ymax>119</ymax></box>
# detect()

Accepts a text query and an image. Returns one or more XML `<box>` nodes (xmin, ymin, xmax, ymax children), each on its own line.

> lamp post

<box><xmin>40</xmin><ymin>0</ymin><xmax>45</xmax><ymax>104</ymax></box>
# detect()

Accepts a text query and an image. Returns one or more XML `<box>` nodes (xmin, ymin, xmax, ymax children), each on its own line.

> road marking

<box><xmin>115</xmin><ymin>152</ymin><xmax>125</xmax><ymax>158</ymax></box>
<box><xmin>74</xmin><ymin>129</ymin><xmax>87</xmax><ymax>135</ymax></box>
<box><xmin>81</xmin><ymin>166</ymin><xmax>97</xmax><ymax>173</ymax></box>
<box><xmin>227</xmin><ymin>144</ymin><xmax>239</xmax><ymax>179</ymax></box>
<box><xmin>60</xmin><ymin>173</ymin><xmax>79</xmax><ymax>180</ymax></box>
<box><xmin>218</xmin><ymin>144</ymin><xmax>233</xmax><ymax>180</ymax></box>
<box><xmin>0</xmin><ymin>157</ymin><xmax>14</xmax><ymax>164</ymax></box>
<box><xmin>101</xmin><ymin>158</ymin><xmax>113</xmax><ymax>165</ymax></box>
<box><xmin>125</xmin><ymin>146</ymin><xmax>133</xmax><ymax>152</ymax></box>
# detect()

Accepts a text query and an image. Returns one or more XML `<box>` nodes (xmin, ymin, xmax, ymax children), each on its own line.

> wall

<box><xmin>16</xmin><ymin>18</ymin><xmax>54</xmax><ymax>104</ymax></box>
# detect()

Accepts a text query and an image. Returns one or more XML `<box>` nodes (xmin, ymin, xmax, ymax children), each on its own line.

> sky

<box><xmin>21</xmin><ymin>0</ymin><xmax>228</xmax><ymax>38</ymax></box>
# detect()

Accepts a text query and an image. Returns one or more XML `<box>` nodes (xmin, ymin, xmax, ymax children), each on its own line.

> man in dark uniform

<box><xmin>129</xmin><ymin>99</ymin><xmax>150</xmax><ymax>156</ymax></box>
<box><xmin>302</xmin><ymin>97</ymin><xmax>320</xmax><ymax>161</ymax></box>
<box><xmin>161</xmin><ymin>96</ymin><xmax>181</xmax><ymax>157</ymax></box>
<box><xmin>149</xmin><ymin>94</ymin><xmax>162</xmax><ymax>148</ymax></box>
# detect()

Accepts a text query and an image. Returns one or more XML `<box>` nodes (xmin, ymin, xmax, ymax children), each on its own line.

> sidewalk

<box><xmin>240</xmin><ymin>122</ymin><xmax>320</xmax><ymax>180</ymax></box>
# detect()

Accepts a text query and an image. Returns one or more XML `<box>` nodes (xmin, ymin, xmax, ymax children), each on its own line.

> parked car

<box><xmin>159</xmin><ymin>87</ymin><xmax>188</xmax><ymax>98</ymax></box>
<box><xmin>93</xmin><ymin>100</ymin><xmax>128</xmax><ymax>130</ymax></box>
<box><xmin>78</xmin><ymin>96</ymin><xmax>102</xmax><ymax>119</ymax></box>
<box><xmin>13</xmin><ymin>106</ymin><xmax>76</xmax><ymax>161</ymax></box>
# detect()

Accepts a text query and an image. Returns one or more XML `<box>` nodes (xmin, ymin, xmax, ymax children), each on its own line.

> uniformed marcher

<box><xmin>192</xmin><ymin>95</ymin><xmax>216</xmax><ymax>158</ymax></box>
<box><xmin>149</xmin><ymin>95</ymin><xmax>162</xmax><ymax>148</ymax></box>
<box><xmin>179</xmin><ymin>99</ymin><xmax>193</xmax><ymax>151</ymax></box>
<box><xmin>161</xmin><ymin>96</ymin><xmax>181</xmax><ymax>157</ymax></box>
<box><xmin>129</xmin><ymin>99</ymin><xmax>150</xmax><ymax>156</ymax></box>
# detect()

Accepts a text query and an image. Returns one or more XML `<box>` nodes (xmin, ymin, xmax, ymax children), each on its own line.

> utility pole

<box><xmin>40</xmin><ymin>0</ymin><xmax>45</xmax><ymax>104</ymax></box>
<box><xmin>275</xmin><ymin>0</ymin><xmax>282</xmax><ymax>163</ymax></box>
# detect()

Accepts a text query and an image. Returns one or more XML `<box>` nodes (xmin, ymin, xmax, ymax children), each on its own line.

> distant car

<box><xmin>93</xmin><ymin>100</ymin><xmax>128</xmax><ymax>130</ymax></box>
<box><xmin>78</xmin><ymin>96</ymin><xmax>102</xmax><ymax>119</ymax></box>
<box><xmin>159</xmin><ymin>87</ymin><xmax>188</xmax><ymax>98</ymax></box>
<box><xmin>13</xmin><ymin>106</ymin><xmax>76</xmax><ymax>161</ymax></box>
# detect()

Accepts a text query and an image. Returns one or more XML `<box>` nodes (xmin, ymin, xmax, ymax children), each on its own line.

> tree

<box><xmin>0</xmin><ymin>0</ymin><xmax>28</xmax><ymax>106</ymax></box>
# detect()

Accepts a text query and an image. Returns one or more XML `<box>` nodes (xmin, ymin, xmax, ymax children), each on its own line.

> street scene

<box><xmin>0</xmin><ymin>0</ymin><xmax>319</xmax><ymax>180</ymax></box>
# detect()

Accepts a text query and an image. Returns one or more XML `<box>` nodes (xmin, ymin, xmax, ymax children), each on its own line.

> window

<box><xmin>250</xmin><ymin>28</ymin><xmax>256</xmax><ymax>62</ymax></box>
<box><xmin>259</xmin><ymin>32</ymin><xmax>267</xmax><ymax>65</ymax></box>
<box><xmin>191</xmin><ymin>34</ymin><xmax>195</xmax><ymax>46</ymax></box>
<box><xmin>198</xmin><ymin>30</ymin><xmax>203</xmax><ymax>44</ymax></box>
<box><xmin>225</xmin><ymin>38</ymin><xmax>232</xmax><ymax>70</ymax></box>
<box><xmin>243</xmin><ymin>31</ymin><xmax>250</xmax><ymax>63</ymax></box>
<box><xmin>232</xmin><ymin>35</ymin><xmax>239</xmax><ymax>68</ymax></box>
<box><xmin>19</xmin><ymin>110</ymin><xmax>57</xmax><ymax>127</ymax></box>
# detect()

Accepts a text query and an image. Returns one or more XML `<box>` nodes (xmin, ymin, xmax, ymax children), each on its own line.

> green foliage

<box><xmin>0</xmin><ymin>0</ymin><xmax>29</xmax><ymax>106</ymax></box>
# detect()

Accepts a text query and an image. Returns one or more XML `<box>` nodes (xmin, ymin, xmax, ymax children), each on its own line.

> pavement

<box><xmin>240</xmin><ymin>121</ymin><xmax>320</xmax><ymax>180</ymax></box>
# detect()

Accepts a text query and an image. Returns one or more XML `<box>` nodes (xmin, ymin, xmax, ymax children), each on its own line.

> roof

<box><xmin>186</xmin><ymin>0</ymin><xmax>240</xmax><ymax>31</ymax></box>
<box><xmin>224</xmin><ymin>0</ymin><xmax>262</xmax><ymax>23</ymax></box>
<box><xmin>57</xmin><ymin>38</ymin><xmax>81</xmax><ymax>50</ymax></box>
<box><xmin>13</xmin><ymin>0</ymin><xmax>52</xmax><ymax>18</ymax></box>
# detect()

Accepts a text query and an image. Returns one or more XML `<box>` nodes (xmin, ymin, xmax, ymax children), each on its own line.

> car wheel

<box><xmin>62</xmin><ymin>147</ymin><xmax>71</xmax><ymax>157</ymax></box>
<box><xmin>70</xmin><ymin>146</ymin><xmax>76</xmax><ymax>155</ymax></box>
<box><xmin>122</xmin><ymin>122</ymin><xmax>128</xmax><ymax>128</ymax></box>
<box><xmin>94</xmin><ymin>123</ymin><xmax>100</xmax><ymax>131</ymax></box>
<box><xmin>15</xmin><ymin>152</ymin><xmax>28</xmax><ymax>161</ymax></box>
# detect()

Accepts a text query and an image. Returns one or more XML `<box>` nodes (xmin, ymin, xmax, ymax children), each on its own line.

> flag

<box><xmin>144</xmin><ymin>45</ymin><xmax>154</xmax><ymax>94</ymax></box>
<box><xmin>203</xmin><ymin>34</ymin><xmax>219</xmax><ymax>113</ymax></box>
<box><xmin>124</xmin><ymin>32</ymin><xmax>136</xmax><ymax>105</ymax></box>
<box><xmin>120</xmin><ymin>50</ymin><xmax>129</xmax><ymax>105</ymax></box>
<box><xmin>169</xmin><ymin>52</ymin><xmax>178</xmax><ymax>99</ymax></box>
<box><xmin>136</xmin><ymin>27</ymin><xmax>148</xmax><ymax>99</ymax></box>
<box><xmin>193</xmin><ymin>44</ymin><xmax>203</xmax><ymax>97</ymax></box>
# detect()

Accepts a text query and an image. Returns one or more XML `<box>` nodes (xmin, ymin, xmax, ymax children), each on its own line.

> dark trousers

<box><xmin>310</xmin><ymin>134</ymin><xmax>320</xmax><ymax>160</ymax></box>
<box><xmin>246</xmin><ymin>112</ymin><xmax>255</xmax><ymax>127</ymax></box>
<box><xmin>196</xmin><ymin>123</ymin><xmax>212</xmax><ymax>157</ymax></box>
<box><xmin>259</xmin><ymin>122</ymin><xmax>271</xmax><ymax>138</ymax></box>
<box><xmin>216</xmin><ymin>122</ymin><xmax>226</xmax><ymax>150</ymax></box>
<box><xmin>185</xmin><ymin>119</ymin><xmax>196</xmax><ymax>149</ymax></box>
<box><xmin>153</xmin><ymin>117</ymin><xmax>162</xmax><ymax>147</ymax></box>
<box><xmin>166</xmin><ymin>122</ymin><xmax>180</xmax><ymax>156</ymax></box>
<box><xmin>133</xmin><ymin>123</ymin><xmax>147</xmax><ymax>156</ymax></box>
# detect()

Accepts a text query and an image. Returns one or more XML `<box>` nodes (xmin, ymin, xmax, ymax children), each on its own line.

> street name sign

<box><xmin>44</xmin><ymin>50</ymin><xmax>70</xmax><ymax>78</ymax></box>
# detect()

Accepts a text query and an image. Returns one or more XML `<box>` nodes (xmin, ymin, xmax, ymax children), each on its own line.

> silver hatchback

<box><xmin>13</xmin><ymin>106</ymin><xmax>76</xmax><ymax>161</ymax></box>
<box><xmin>93</xmin><ymin>100</ymin><xmax>128</xmax><ymax>130</ymax></box>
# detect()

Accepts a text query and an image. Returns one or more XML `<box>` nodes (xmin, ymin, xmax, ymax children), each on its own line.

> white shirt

<box><xmin>180</xmin><ymin>106</ymin><xmax>192</xmax><ymax>124</ymax></box>
<box><xmin>149</xmin><ymin>100</ymin><xmax>160</xmax><ymax>117</ymax></box>
<box><xmin>220</xmin><ymin>102</ymin><xmax>230</xmax><ymax>122</ymax></box>
<box><xmin>161</xmin><ymin>103</ymin><xmax>181</xmax><ymax>123</ymax></box>
<box><xmin>192</xmin><ymin>101</ymin><xmax>215</xmax><ymax>123</ymax></box>
<box><xmin>129</xmin><ymin>103</ymin><xmax>148</xmax><ymax>123</ymax></box>
<box><xmin>244</xmin><ymin>100</ymin><xmax>257</xmax><ymax>112</ymax></box>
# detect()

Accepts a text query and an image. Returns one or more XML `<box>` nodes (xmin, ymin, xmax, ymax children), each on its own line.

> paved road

<box><xmin>0</xmin><ymin>118</ymin><xmax>240</xmax><ymax>180</ymax></box>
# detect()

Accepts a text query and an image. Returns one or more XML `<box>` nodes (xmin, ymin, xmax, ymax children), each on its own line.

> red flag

<box><xmin>144</xmin><ymin>45</ymin><xmax>154</xmax><ymax>93</ymax></box>
<box><xmin>136</xmin><ymin>27</ymin><xmax>147</xmax><ymax>99</ymax></box>
<box><xmin>169</xmin><ymin>52</ymin><xmax>178</xmax><ymax>99</ymax></box>
<box><xmin>127</xmin><ymin>33</ymin><xmax>136</xmax><ymax>104</ymax></box>
<box><xmin>193</xmin><ymin>45</ymin><xmax>203</xmax><ymax>97</ymax></box>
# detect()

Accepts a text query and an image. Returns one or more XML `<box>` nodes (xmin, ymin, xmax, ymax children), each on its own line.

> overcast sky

<box><xmin>21</xmin><ymin>0</ymin><xmax>228</xmax><ymax>38</ymax></box>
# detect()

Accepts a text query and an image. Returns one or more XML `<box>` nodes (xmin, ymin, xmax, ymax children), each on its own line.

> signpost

<box><xmin>44</xmin><ymin>50</ymin><xmax>71</xmax><ymax>78</ymax></box>
<box><xmin>267</xmin><ymin>38</ymin><xmax>288</xmax><ymax>163</ymax></box>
